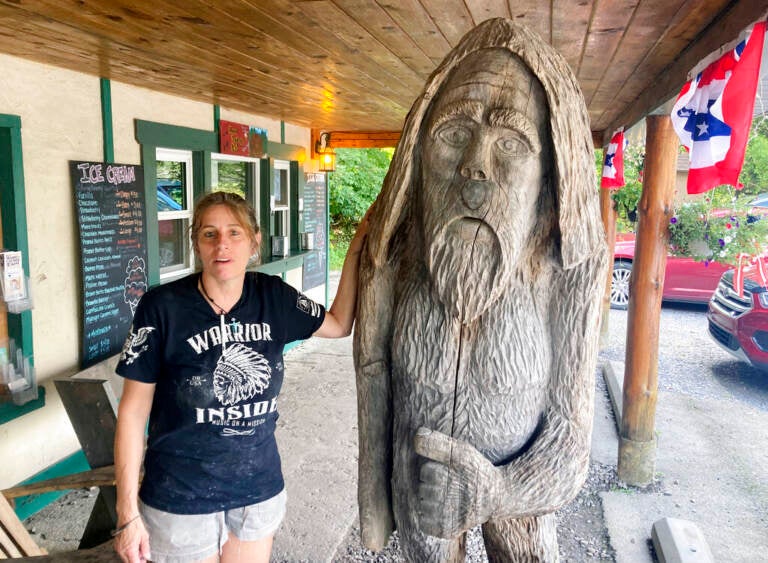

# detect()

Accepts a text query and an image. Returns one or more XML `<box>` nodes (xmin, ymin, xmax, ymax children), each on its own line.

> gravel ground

<box><xmin>602</xmin><ymin>302</ymin><xmax>768</xmax><ymax>412</ymax></box>
<box><xmin>332</xmin><ymin>460</ymin><xmax>620</xmax><ymax>562</ymax></box>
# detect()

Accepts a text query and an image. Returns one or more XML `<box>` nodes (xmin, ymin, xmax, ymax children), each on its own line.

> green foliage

<box><xmin>329</xmin><ymin>148</ymin><xmax>393</xmax><ymax>230</ymax></box>
<box><xmin>595</xmin><ymin>144</ymin><xmax>644</xmax><ymax>232</ymax></box>
<box><xmin>611</xmin><ymin>144</ymin><xmax>644</xmax><ymax>232</ymax></box>
<box><xmin>327</xmin><ymin>147</ymin><xmax>392</xmax><ymax>270</ymax></box>
<box><xmin>329</xmin><ymin>226</ymin><xmax>353</xmax><ymax>271</ymax></box>
<box><xmin>596</xmin><ymin>117</ymin><xmax>768</xmax><ymax>265</ymax></box>
<box><xmin>213</xmin><ymin>161</ymin><xmax>247</xmax><ymax>197</ymax></box>
<box><xmin>740</xmin><ymin>115</ymin><xmax>768</xmax><ymax>195</ymax></box>
<box><xmin>668</xmin><ymin>195</ymin><xmax>768</xmax><ymax>265</ymax></box>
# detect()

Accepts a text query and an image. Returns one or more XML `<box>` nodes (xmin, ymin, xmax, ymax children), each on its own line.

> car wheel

<box><xmin>611</xmin><ymin>261</ymin><xmax>632</xmax><ymax>310</ymax></box>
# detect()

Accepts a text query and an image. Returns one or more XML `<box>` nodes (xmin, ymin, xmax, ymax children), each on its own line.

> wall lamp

<box><xmin>316</xmin><ymin>131</ymin><xmax>336</xmax><ymax>173</ymax></box>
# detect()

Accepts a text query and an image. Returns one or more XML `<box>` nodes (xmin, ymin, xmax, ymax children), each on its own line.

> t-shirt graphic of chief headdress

<box><xmin>114</xmin><ymin>273</ymin><xmax>325</xmax><ymax>514</ymax></box>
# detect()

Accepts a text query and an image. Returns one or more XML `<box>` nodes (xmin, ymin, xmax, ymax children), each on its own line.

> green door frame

<box><xmin>0</xmin><ymin>114</ymin><xmax>43</xmax><ymax>425</ymax></box>
<box><xmin>0</xmin><ymin>114</ymin><xmax>33</xmax><ymax>361</ymax></box>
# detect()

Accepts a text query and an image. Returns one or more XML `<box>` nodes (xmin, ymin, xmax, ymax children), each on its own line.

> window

<box><xmin>156</xmin><ymin>148</ymin><xmax>194</xmax><ymax>281</ymax></box>
<box><xmin>210</xmin><ymin>153</ymin><xmax>260</xmax><ymax>217</ymax></box>
<box><xmin>272</xmin><ymin>160</ymin><xmax>290</xmax><ymax>244</ymax></box>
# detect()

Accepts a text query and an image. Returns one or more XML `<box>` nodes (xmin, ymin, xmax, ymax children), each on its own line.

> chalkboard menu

<box><xmin>71</xmin><ymin>161</ymin><xmax>148</xmax><ymax>368</ymax></box>
<box><xmin>302</xmin><ymin>173</ymin><xmax>327</xmax><ymax>290</ymax></box>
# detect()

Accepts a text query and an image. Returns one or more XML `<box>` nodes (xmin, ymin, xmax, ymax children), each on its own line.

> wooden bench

<box><xmin>0</xmin><ymin>493</ymin><xmax>46</xmax><ymax>558</ymax></box>
<box><xmin>1</xmin><ymin>376</ymin><xmax>122</xmax><ymax>558</ymax></box>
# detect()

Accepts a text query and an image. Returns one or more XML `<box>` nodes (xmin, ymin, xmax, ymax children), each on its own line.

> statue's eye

<box><xmin>496</xmin><ymin>136</ymin><xmax>531</xmax><ymax>156</ymax></box>
<box><xmin>436</xmin><ymin>124</ymin><xmax>472</xmax><ymax>147</ymax></box>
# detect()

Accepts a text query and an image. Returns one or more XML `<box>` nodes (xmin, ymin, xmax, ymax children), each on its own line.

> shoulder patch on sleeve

<box><xmin>296</xmin><ymin>294</ymin><xmax>322</xmax><ymax>318</ymax></box>
<box><xmin>120</xmin><ymin>325</ymin><xmax>156</xmax><ymax>365</ymax></box>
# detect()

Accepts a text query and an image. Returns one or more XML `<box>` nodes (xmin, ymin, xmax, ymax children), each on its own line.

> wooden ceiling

<box><xmin>1</xmin><ymin>1</ymin><xmax>767</xmax><ymax>142</ymax></box>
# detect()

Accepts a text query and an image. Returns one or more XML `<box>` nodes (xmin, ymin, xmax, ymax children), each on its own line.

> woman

<box><xmin>113</xmin><ymin>191</ymin><xmax>368</xmax><ymax>563</ymax></box>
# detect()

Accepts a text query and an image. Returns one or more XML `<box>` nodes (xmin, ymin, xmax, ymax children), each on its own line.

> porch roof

<box><xmin>0</xmin><ymin>1</ymin><xmax>766</xmax><ymax>142</ymax></box>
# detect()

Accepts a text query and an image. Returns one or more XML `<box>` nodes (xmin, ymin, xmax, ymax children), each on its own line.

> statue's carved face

<box><xmin>420</xmin><ymin>48</ymin><xmax>551</xmax><ymax>322</ymax></box>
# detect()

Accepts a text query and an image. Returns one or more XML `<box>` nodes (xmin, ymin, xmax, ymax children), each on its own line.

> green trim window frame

<box><xmin>135</xmin><ymin>120</ymin><xmax>309</xmax><ymax>287</ymax></box>
<box><xmin>136</xmin><ymin>120</ymin><xmax>216</xmax><ymax>286</ymax></box>
<box><xmin>0</xmin><ymin>114</ymin><xmax>40</xmax><ymax>424</ymax></box>
<box><xmin>271</xmin><ymin>159</ymin><xmax>291</xmax><ymax>247</ymax></box>
<box><xmin>156</xmin><ymin>148</ymin><xmax>195</xmax><ymax>282</ymax></box>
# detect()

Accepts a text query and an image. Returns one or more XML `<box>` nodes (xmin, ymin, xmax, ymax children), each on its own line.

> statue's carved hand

<box><xmin>413</xmin><ymin>427</ymin><xmax>502</xmax><ymax>539</ymax></box>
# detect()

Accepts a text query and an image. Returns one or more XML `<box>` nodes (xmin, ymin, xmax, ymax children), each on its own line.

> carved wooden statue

<box><xmin>354</xmin><ymin>18</ymin><xmax>608</xmax><ymax>562</ymax></box>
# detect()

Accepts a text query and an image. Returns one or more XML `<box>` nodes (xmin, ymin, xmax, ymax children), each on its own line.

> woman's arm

<box><xmin>114</xmin><ymin>378</ymin><xmax>155</xmax><ymax>563</ymax></box>
<box><xmin>314</xmin><ymin>209</ymin><xmax>372</xmax><ymax>338</ymax></box>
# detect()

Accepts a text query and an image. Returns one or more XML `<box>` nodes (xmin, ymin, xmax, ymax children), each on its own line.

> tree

<box><xmin>327</xmin><ymin>147</ymin><xmax>393</xmax><ymax>269</ymax></box>
<box><xmin>740</xmin><ymin>114</ymin><xmax>768</xmax><ymax>196</ymax></box>
<box><xmin>329</xmin><ymin>148</ymin><xmax>393</xmax><ymax>230</ymax></box>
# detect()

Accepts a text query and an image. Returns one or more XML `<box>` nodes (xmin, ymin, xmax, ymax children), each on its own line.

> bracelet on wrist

<box><xmin>111</xmin><ymin>514</ymin><xmax>140</xmax><ymax>537</ymax></box>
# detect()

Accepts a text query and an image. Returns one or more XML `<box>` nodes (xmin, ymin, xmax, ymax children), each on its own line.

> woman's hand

<box><xmin>348</xmin><ymin>205</ymin><xmax>373</xmax><ymax>257</ymax></box>
<box><xmin>314</xmin><ymin>204</ymin><xmax>375</xmax><ymax>338</ymax></box>
<box><xmin>114</xmin><ymin>516</ymin><xmax>150</xmax><ymax>563</ymax></box>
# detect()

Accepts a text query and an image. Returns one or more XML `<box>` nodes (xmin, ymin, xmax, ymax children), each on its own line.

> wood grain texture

<box><xmin>1</xmin><ymin>466</ymin><xmax>119</xmax><ymax>500</ymax></box>
<box><xmin>0</xmin><ymin>493</ymin><xmax>46</xmax><ymax>558</ymax></box>
<box><xmin>354</xmin><ymin>18</ymin><xmax>608</xmax><ymax>560</ymax></box>
<box><xmin>621</xmin><ymin>115</ymin><xmax>677</xmax><ymax>443</ymax></box>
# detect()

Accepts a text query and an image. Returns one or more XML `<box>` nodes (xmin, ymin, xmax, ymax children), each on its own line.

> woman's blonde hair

<box><xmin>190</xmin><ymin>191</ymin><xmax>261</xmax><ymax>260</ymax></box>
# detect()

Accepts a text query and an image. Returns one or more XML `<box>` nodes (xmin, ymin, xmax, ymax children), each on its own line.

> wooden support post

<box><xmin>618</xmin><ymin>115</ymin><xmax>677</xmax><ymax>486</ymax></box>
<box><xmin>599</xmin><ymin>187</ymin><xmax>617</xmax><ymax>348</ymax></box>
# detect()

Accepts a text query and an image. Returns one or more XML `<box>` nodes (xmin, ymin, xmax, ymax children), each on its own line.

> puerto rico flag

<box><xmin>671</xmin><ymin>21</ymin><xmax>766</xmax><ymax>194</ymax></box>
<box><xmin>600</xmin><ymin>128</ymin><xmax>625</xmax><ymax>189</ymax></box>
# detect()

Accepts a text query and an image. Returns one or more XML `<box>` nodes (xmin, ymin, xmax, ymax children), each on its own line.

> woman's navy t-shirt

<box><xmin>116</xmin><ymin>272</ymin><xmax>325</xmax><ymax>514</ymax></box>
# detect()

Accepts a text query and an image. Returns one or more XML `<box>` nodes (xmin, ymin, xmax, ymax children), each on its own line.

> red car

<box><xmin>707</xmin><ymin>269</ymin><xmax>768</xmax><ymax>371</ymax></box>
<box><xmin>611</xmin><ymin>232</ymin><xmax>729</xmax><ymax>309</ymax></box>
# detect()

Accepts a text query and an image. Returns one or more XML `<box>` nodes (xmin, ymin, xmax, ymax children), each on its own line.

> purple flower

<box><xmin>719</xmin><ymin>238</ymin><xmax>725</xmax><ymax>247</ymax></box>
<box><xmin>704</xmin><ymin>260</ymin><xmax>710</xmax><ymax>267</ymax></box>
<box><xmin>670</xmin><ymin>217</ymin><xmax>678</xmax><ymax>224</ymax></box>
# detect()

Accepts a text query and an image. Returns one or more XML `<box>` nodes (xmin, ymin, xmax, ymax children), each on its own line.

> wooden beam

<box><xmin>311</xmin><ymin>129</ymin><xmax>401</xmax><ymax>158</ymax></box>
<box><xmin>618</xmin><ymin>115</ymin><xmax>677</xmax><ymax>486</ymax></box>
<box><xmin>1</xmin><ymin>465</ymin><xmax>120</xmax><ymax>500</ymax></box>
<box><xmin>599</xmin><ymin>187</ymin><xmax>617</xmax><ymax>349</ymax></box>
<box><xmin>603</xmin><ymin>0</ymin><xmax>768</xmax><ymax>135</ymax></box>
<box><xmin>592</xmin><ymin>130</ymin><xmax>606</xmax><ymax>149</ymax></box>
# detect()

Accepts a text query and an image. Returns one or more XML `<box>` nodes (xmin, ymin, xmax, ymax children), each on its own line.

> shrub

<box><xmin>668</xmin><ymin>199</ymin><xmax>768</xmax><ymax>265</ymax></box>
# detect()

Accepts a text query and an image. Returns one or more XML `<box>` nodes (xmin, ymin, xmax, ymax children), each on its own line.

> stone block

<box><xmin>651</xmin><ymin>517</ymin><xmax>714</xmax><ymax>563</ymax></box>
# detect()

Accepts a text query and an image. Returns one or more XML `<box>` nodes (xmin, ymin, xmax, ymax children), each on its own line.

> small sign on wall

<box><xmin>0</xmin><ymin>251</ymin><xmax>25</xmax><ymax>301</ymax></box>
<box><xmin>249</xmin><ymin>127</ymin><xmax>267</xmax><ymax>158</ymax></box>
<box><xmin>219</xmin><ymin>120</ymin><xmax>250</xmax><ymax>156</ymax></box>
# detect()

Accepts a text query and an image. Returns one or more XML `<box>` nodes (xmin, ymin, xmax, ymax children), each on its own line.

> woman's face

<box><xmin>195</xmin><ymin>204</ymin><xmax>258</xmax><ymax>283</ymax></box>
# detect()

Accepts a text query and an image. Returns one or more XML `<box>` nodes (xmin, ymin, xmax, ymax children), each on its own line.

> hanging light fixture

<box><xmin>318</xmin><ymin>150</ymin><xmax>336</xmax><ymax>173</ymax></box>
<box><xmin>316</xmin><ymin>131</ymin><xmax>336</xmax><ymax>173</ymax></box>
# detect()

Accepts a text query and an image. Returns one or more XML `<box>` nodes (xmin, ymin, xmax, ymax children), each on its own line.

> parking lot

<box><xmin>602</xmin><ymin>302</ymin><xmax>768</xmax><ymax>413</ymax></box>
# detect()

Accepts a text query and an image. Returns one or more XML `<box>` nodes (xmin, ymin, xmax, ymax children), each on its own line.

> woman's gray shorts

<box><xmin>138</xmin><ymin>489</ymin><xmax>287</xmax><ymax>563</ymax></box>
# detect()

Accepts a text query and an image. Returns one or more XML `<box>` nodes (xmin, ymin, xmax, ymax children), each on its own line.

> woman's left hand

<box><xmin>348</xmin><ymin>205</ymin><xmax>374</xmax><ymax>257</ymax></box>
<box><xmin>314</xmin><ymin>203</ymin><xmax>375</xmax><ymax>339</ymax></box>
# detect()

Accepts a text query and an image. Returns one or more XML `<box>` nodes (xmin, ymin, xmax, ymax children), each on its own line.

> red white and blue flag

<box><xmin>671</xmin><ymin>21</ymin><xmax>766</xmax><ymax>194</ymax></box>
<box><xmin>600</xmin><ymin>128</ymin><xmax>625</xmax><ymax>189</ymax></box>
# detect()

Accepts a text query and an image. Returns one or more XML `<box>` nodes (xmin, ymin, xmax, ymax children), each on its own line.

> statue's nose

<box><xmin>460</xmin><ymin>165</ymin><xmax>487</xmax><ymax>181</ymax></box>
<box><xmin>459</xmin><ymin>137</ymin><xmax>491</xmax><ymax>209</ymax></box>
<box><xmin>459</xmin><ymin>136</ymin><xmax>490</xmax><ymax>182</ymax></box>
<box><xmin>461</xmin><ymin>182</ymin><xmax>486</xmax><ymax>210</ymax></box>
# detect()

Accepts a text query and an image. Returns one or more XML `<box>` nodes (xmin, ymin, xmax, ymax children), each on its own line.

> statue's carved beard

<box><xmin>427</xmin><ymin>218</ymin><xmax>511</xmax><ymax>323</ymax></box>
